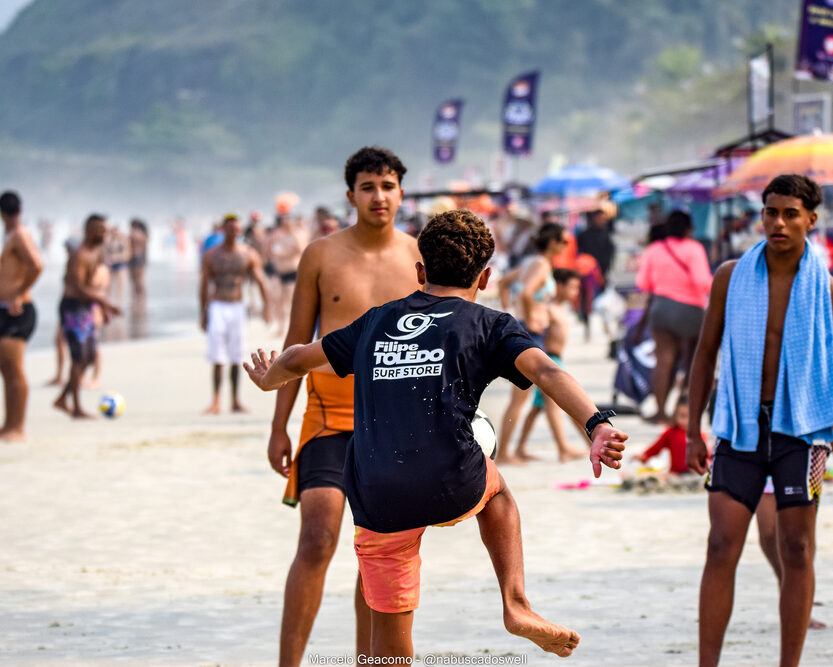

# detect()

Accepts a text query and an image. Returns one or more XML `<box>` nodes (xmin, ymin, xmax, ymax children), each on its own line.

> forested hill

<box><xmin>0</xmin><ymin>0</ymin><xmax>800</xmax><ymax>215</ymax></box>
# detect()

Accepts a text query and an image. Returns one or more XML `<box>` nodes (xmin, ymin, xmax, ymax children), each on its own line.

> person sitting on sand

<box><xmin>244</xmin><ymin>209</ymin><xmax>627</xmax><ymax>659</ymax></box>
<box><xmin>54</xmin><ymin>214</ymin><xmax>121</xmax><ymax>418</ymax></box>
<box><xmin>637</xmin><ymin>398</ymin><xmax>698</xmax><ymax>475</ymax></box>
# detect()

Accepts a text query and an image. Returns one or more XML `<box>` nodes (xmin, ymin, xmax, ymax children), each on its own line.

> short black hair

<box><xmin>344</xmin><ymin>146</ymin><xmax>407</xmax><ymax>190</ymax></box>
<box><xmin>417</xmin><ymin>209</ymin><xmax>495</xmax><ymax>288</ymax></box>
<box><xmin>0</xmin><ymin>191</ymin><xmax>21</xmax><ymax>216</ymax></box>
<box><xmin>553</xmin><ymin>268</ymin><xmax>579</xmax><ymax>284</ymax></box>
<box><xmin>762</xmin><ymin>174</ymin><xmax>823</xmax><ymax>211</ymax></box>
<box><xmin>664</xmin><ymin>210</ymin><xmax>693</xmax><ymax>239</ymax></box>
<box><xmin>85</xmin><ymin>213</ymin><xmax>106</xmax><ymax>232</ymax></box>
<box><xmin>532</xmin><ymin>222</ymin><xmax>565</xmax><ymax>252</ymax></box>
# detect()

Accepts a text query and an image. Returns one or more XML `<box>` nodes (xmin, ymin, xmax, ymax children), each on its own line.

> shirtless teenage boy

<box><xmin>687</xmin><ymin>174</ymin><xmax>833</xmax><ymax>667</ymax></box>
<box><xmin>200</xmin><ymin>213</ymin><xmax>270</xmax><ymax>414</ymax></box>
<box><xmin>267</xmin><ymin>147</ymin><xmax>421</xmax><ymax>665</ymax></box>
<box><xmin>0</xmin><ymin>191</ymin><xmax>43</xmax><ymax>440</ymax></box>
<box><xmin>54</xmin><ymin>214</ymin><xmax>121</xmax><ymax>418</ymax></box>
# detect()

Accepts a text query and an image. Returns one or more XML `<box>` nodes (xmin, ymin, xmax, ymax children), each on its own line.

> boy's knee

<box><xmin>779</xmin><ymin>534</ymin><xmax>813</xmax><ymax>570</ymax></box>
<box><xmin>705</xmin><ymin>530</ymin><xmax>744</xmax><ymax>566</ymax></box>
<box><xmin>297</xmin><ymin>525</ymin><xmax>340</xmax><ymax>564</ymax></box>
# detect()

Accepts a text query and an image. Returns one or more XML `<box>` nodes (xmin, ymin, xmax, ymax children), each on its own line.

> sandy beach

<box><xmin>2</xmin><ymin>318</ymin><xmax>832</xmax><ymax>666</ymax></box>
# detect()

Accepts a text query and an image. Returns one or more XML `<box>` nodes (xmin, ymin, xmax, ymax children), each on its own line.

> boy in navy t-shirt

<box><xmin>245</xmin><ymin>210</ymin><xmax>628</xmax><ymax>659</ymax></box>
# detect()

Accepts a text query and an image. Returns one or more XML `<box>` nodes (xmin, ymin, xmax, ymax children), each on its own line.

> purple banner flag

<box><xmin>796</xmin><ymin>0</ymin><xmax>833</xmax><ymax>81</ymax></box>
<box><xmin>432</xmin><ymin>99</ymin><xmax>464</xmax><ymax>164</ymax></box>
<box><xmin>502</xmin><ymin>71</ymin><xmax>539</xmax><ymax>156</ymax></box>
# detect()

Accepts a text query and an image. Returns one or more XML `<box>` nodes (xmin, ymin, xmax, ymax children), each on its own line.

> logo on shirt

<box><xmin>373</xmin><ymin>311</ymin><xmax>450</xmax><ymax>380</ymax></box>
<box><xmin>386</xmin><ymin>312</ymin><xmax>452</xmax><ymax>340</ymax></box>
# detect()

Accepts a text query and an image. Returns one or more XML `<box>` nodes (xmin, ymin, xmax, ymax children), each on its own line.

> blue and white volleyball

<box><xmin>99</xmin><ymin>392</ymin><xmax>125</xmax><ymax>418</ymax></box>
<box><xmin>471</xmin><ymin>408</ymin><xmax>497</xmax><ymax>459</ymax></box>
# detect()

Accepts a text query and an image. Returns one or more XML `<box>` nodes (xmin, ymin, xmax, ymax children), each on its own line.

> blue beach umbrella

<box><xmin>532</xmin><ymin>165</ymin><xmax>630</xmax><ymax>196</ymax></box>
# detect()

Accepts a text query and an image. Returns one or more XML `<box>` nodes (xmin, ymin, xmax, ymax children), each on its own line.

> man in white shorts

<box><xmin>200</xmin><ymin>213</ymin><xmax>270</xmax><ymax>413</ymax></box>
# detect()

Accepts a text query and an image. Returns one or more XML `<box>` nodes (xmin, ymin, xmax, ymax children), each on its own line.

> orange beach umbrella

<box><xmin>714</xmin><ymin>133</ymin><xmax>833</xmax><ymax>197</ymax></box>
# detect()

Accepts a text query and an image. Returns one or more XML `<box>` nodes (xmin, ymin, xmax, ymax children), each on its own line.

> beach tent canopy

<box><xmin>532</xmin><ymin>165</ymin><xmax>630</xmax><ymax>196</ymax></box>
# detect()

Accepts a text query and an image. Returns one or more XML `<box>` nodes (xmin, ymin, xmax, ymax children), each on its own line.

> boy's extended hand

<box><xmin>243</xmin><ymin>348</ymin><xmax>279</xmax><ymax>391</ymax></box>
<box><xmin>589</xmin><ymin>424</ymin><xmax>628</xmax><ymax>478</ymax></box>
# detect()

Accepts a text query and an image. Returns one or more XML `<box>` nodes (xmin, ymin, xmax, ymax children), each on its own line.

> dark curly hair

<box><xmin>344</xmin><ymin>146</ymin><xmax>407</xmax><ymax>190</ymax></box>
<box><xmin>417</xmin><ymin>209</ymin><xmax>495</xmax><ymax>288</ymax></box>
<box><xmin>762</xmin><ymin>174</ymin><xmax>823</xmax><ymax>211</ymax></box>
<box><xmin>532</xmin><ymin>222</ymin><xmax>565</xmax><ymax>252</ymax></box>
<box><xmin>0</xmin><ymin>191</ymin><xmax>20</xmax><ymax>217</ymax></box>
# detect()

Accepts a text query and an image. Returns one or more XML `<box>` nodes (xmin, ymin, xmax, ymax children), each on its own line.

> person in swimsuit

<box><xmin>0</xmin><ymin>191</ymin><xmax>43</xmax><ymax>440</ymax></box>
<box><xmin>266</xmin><ymin>147</ymin><xmax>421</xmax><ymax>665</ymax></box>
<box><xmin>128</xmin><ymin>219</ymin><xmax>148</xmax><ymax>301</ymax></box>
<box><xmin>54</xmin><ymin>214</ymin><xmax>121</xmax><ymax>419</ymax></box>
<box><xmin>496</xmin><ymin>222</ymin><xmax>568</xmax><ymax>463</ymax></box>
<box><xmin>266</xmin><ymin>214</ymin><xmax>307</xmax><ymax>338</ymax></box>
<box><xmin>200</xmin><ymin>213</ymin><xmax>271</xmax><ymax>414</ymax></box>
<box><xmin>245</xmin><ymin>209</ymin><xmax>627</xmax><ymax>659</ymax></box>
<box><xmin>513</xmin><ymin>268</ymin><xmax>586</xmax><ymax>462</ymax></box>
<box><xmin>687</xmin><ymin>175</ymin><xmax>833</xmax><ymax>666</ymax></box>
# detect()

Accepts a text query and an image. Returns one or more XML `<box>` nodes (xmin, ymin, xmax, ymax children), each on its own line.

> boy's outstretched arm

<box><xmin>514</xmin><ymin>347</ymin><xmax>628</xmax><ymax>477</ymax></box>
<box><xmin>244</xmin><ymin>341</ymin><xmax>328</xmax><ymax>391</ymax></box>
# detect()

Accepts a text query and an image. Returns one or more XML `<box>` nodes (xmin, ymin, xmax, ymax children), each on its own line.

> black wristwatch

<box><xmin>584</xmin><ymin>410</ymin><xmax>616</xmax><ymax>439</ymax></box>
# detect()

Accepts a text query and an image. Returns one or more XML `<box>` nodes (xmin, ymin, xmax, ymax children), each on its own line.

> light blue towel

<box><xmin>712</xmin><ymin>239</ymin><xmax>833</xmax><ymax>451</ymax></box>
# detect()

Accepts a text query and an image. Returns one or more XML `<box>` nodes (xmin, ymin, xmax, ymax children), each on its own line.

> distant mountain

<box><xmin>0</xmin><ymin>0</ymin><xmax>800</xmax><ymax>216</ymax></box>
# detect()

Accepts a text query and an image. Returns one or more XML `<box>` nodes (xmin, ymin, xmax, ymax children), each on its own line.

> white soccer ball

<box><xmin>99</xmin><ymin>392</ymin><xmax>125</xmax><ymax>418</ymax></box>
<box><xmin>471</xmin><ymin>408</ymin><xmax>497</xmax><ymax>459</ymax></box>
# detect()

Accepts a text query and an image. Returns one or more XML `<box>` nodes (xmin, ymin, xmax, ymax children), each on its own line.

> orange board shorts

<box><xmin>283</xmin><ymin>370</ymin><xmax>354</xmax><ymax>507</ymax></box>
<box><xmin>353</xmin><ymin>455</ymin><xmax>501</xmax><ymax>613</ymax></box>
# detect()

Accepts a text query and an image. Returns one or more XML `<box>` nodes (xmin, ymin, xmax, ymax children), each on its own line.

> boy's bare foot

<box><xmin>517</xmin><ymin>451</ymin><xmax>541</xmax><ymax>461</ymax></box>
<box><xmin>53</xmin><ymin>397</ymin><xmax>71</xmax><ymax>414</ymax></box>
<box><xmin>494</xmin><ymin>454</ymin><xmax>526</xmax><ymax>466</ymax></box>
<box><xmin>46</xmin><ymin>377</ymin><xmax>62</xmax><ymax>386</ymax></box>
<box><xmin>809</xmin><ymin>616</ymin><xmax>826</xmax><ymax>630</ymax></box>
<box><xmin>557</xmin><ymin>448</ymin><xmax>586</xmax><ymax>463</ymax></box>
<box><xmin>71</xmin><ymin>409</ymin><xmax>95</xmax><ymax>419</ymax></box>
<box><xmin>504</xmin><ymin>604</ymin><xmax>580</xmax><ymax>657</ymax></box>
<box><xmin>0</xmin><ymin>429</ymin><xmax>25</xmax><ymax>442</ymax></box>
<box><xmin>231</xmin><ymin>402</ymin><xmax>249</xmax><ymax>413</ymax></box>
<box><xmin>203</xmin><ymin>403</ymin><xmax>221</xmax><ymax>415</ymax></box>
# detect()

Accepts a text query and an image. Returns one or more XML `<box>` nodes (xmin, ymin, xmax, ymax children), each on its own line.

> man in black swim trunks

<box><xmin>0</xmin><ymin>191</ymin><xmax>43</xmax><ymax>440</ymax></box>
<box><xmin>54</xmin><ymin>214</ymin><xmax>122</xmax><ymax>419</ymax></box>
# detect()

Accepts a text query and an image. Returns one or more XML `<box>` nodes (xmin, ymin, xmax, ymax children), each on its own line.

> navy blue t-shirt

<box><xmin>321</xmin><ymin>291</ymin><xmax>537</xmax><ymax>533</ymax></box>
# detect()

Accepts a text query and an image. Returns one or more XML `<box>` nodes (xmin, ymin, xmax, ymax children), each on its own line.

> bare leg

<box><xmin>514</xmin><ymin>405</ymin><xmax>541</xmax><ymax>460</ymax></box>
<box><xmin>496</xmin><ymin>385</ymin><xmax>531</xmax><ymax>464</ymax></box>
<box><xmin>370</xmin><ymin>609</ymin><xmax>414</xmax><ymax>658</ymax></box>
<box><xmin>46</xmin><ymin>327</ymin><xmax>65</xmax><ymax>385</ymax></box>
<box><xmin>204</xmin><ymin>364</ymin><xmax>222</xmax><ymax>414</ymax></box>
<box><xmin>230</xmin><ymin>365</ymin><xmax>248</xmax><ymax>412</ymax></box>
<box><xmin>756</xmin><ymin>495</ymin><xmax>824</xmax><ymax>630</ymax></box>
<box><xmin>648</xmin><ymin>327</ymin><xmax>679</xmax><ymax>423</ymax></box>
<box><xmin>540</xmin><ymin>396</ymin><xmax>585</xmax><ymax>462</ymax></box>
<box><xmin>776</xmin><ymin>505</ymin><xmax>816</xmax><ymax>667</ymax></box>
<box><xmin>476</xmin><ymin>477</ymin><xmax>579</xmax><ymax>656</ymax></box>
<box><xmin>355</xmin><ymin>575</ymin><xmax>371</xmax><ymax>658</ymax></box>
<box><xmin>280</xmin><ymin>487</ymin><xmax>366</xmax><ymax>667</ymax></box>
<box><xmin>0</xmin><ymin>337</ymin><xmax>28</xmax><ymax>440</ymax></box>
<box><xmin>698</xmin><ymin>491</ymin><xmax>753</xmax><ymax>667</ymax></box>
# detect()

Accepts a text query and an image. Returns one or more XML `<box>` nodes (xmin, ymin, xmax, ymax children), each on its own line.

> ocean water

<box><xmin>29</xmin><ymin>259</ymin><xmax>201</xmax><ymax>352</ymax></box>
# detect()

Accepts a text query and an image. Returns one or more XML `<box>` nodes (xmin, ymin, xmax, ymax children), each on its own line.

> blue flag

<box><xmin>502</xmin><ymin>71</ymin><xmax>539</xmax><ymax>156</ymax></box>
<box><xmin>432</xmin><ymin>99</ymin><xmax>464</xmax><ymax>164</ymax></box>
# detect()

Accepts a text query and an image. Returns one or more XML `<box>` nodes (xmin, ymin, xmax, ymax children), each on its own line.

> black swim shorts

<box><xmin>706</xmin><ymin>402</ymin><xmax>831</xmax><ymax>513</ymax></box>
<box><xmin>0</xmin><ymin>303</ymin><xmax>36</xmax><ymax>341</ymax></box>
<box><xmin>296</xmin><ymin>431</ymin><xmax>351</xmax><ymax>496</ymax></box>
<box><xmin>278</xmin><ymin>270</ymin><xmax>298</xmax><ymax>285</ymax></box>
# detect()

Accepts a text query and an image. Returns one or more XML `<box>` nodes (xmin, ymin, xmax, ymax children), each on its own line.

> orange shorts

<box><xmin>353</xmin><ymin>455</ymin><xmax>501</xmax><ymax>613</ymax></box>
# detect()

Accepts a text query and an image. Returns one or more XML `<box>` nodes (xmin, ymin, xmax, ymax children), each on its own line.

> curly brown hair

<box><xmin>417</xmin><ymin>209</ymin><xmax>495</xmax><ymax>288</ymax></box>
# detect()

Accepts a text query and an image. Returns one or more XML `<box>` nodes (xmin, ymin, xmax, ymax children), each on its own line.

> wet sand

<box><xmin>2</xmin><ymin>320</ymin><xmax>832</xmax><ymax>666</ymax></box>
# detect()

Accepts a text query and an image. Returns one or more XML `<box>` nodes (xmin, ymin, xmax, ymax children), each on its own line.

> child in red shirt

<box><xmin>638</xmin><ymin>400</ymin><xmax>699</xmax><ymax>474</ymax></box>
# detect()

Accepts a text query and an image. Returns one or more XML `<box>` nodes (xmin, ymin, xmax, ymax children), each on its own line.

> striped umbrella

<box><xmin>714</xmin><ymin>134</ymin><xmax>833</xmax><ymax>197</ymax></box>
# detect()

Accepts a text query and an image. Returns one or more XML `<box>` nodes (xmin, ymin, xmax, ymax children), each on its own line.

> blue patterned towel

<box><xmin>712</xmin><ymin>239</ymin><xmax>833</xmax><ymax>450</ymax></box>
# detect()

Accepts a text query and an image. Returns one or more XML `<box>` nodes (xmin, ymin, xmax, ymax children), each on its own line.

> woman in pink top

<box><xmin>636</xmin><ymin>210</ymin><xmax>712</xmax><ymax>423</ymax></box>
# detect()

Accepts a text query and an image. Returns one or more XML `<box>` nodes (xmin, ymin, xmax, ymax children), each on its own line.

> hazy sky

<box><xmin>0</xmin><ymin>0</ymin><xmax>31</xmax><ymax>31</ymax></box>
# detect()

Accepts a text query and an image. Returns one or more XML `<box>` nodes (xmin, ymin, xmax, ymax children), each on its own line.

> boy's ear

<box><xmin>476</xmin><ymin>266</ymin><xmax>492</xmax><ymax>291</ymax></box>
<box><xmin>416</xmin><ymin>261</ymin><xmax>427</xmax><ymax>285</ymax></box>
<box><xmin>346</xmin><ymin>189</ymin><xmax>356</xmax><ymax>207</ymax></box>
